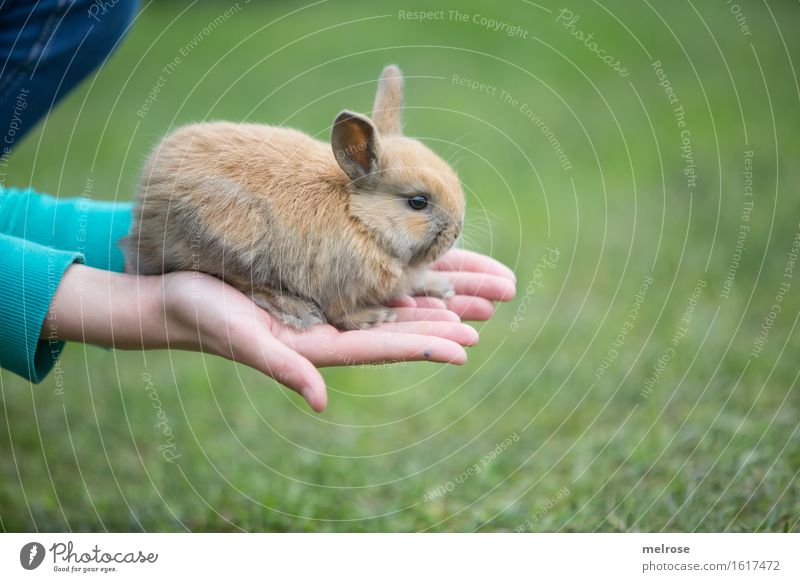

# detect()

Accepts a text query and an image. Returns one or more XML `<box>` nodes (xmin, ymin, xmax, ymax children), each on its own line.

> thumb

<box><xmin>244</xmin><ymin>332</ymin><xmax>328</xmax><ymax>412</ymax></box>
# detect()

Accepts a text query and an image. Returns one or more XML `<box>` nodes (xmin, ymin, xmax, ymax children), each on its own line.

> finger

<box><xmin>374</xmin><ymin>320</ymin><xmax>479</xmax><ymax>346</ymax></box>
<box><xmin>393</xmin><ymin>306</ymin><xmax>461</xmax><ymax>323</ymax></box>
<box><xmin>239</xmin><ymin>331</ymin><xmax>328</xmax><ymax>412</ymax></box>
<box><xmin>446</xmin><ymin>295</ymin><xmax>496</xmax><ymax>321</ymax></box>
<box><xmin>444</xmin><ymin>272</ymin><xmax>517</xmax><ymax>302</ymax></box>
<box><xmin>410</xmin><ymin>296</ymin><xmax>448</xmax><ymax>310</ymax></box>
<box><xmin>293</xmin><ymin>329</ymin><xmax>468</xmax><ymax>367</ymax></box>
<box><xmin>433</xmin><ymin>249</ymin><xmax>516</xmax><ymax>282</ymax></box>
<box><xmin>385</xmin><ymin>295</ymin><xmax>417</xmax><ymax>308</ymax></box>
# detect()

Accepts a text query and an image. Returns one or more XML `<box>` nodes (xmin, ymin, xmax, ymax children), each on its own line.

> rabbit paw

<box><xmin>335</xmin><ymin>307</ymin><xmax>397</xmax><ymax>330</ymax></box>
<box><xmin>410</xmin><ymin>271</ymin><xmax>455</xmax><ymax>300</ymax></box>
<box><xmin>250</xmin><ymin>289</ymin><xmax>325</xmax><ymax>331</ymax></box>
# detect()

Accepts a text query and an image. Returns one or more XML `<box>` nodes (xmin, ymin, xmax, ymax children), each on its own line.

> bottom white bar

<box><xmin>1</xmin><ymin>533</ymin><xmax>797</xmax><ymax>581</ymax></box>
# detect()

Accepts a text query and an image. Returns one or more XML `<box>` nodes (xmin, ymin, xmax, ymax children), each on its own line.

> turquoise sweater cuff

<box><xmin>0</xmin><ymin>235</ymin><xmax>83</xmax><ymax>382</ymax></box>
<box><xmin>0</xmin><ymin>187</ymin><xmax>133</xmax><ymax>382</ymax></box>
<box><xmin>0</xmin><ymin>187</ymin><xmax>132</xmax><ymax>272</ymax></box>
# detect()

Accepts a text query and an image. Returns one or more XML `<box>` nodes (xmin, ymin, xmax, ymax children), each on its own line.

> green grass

<box><xmin>2</xmin><ymin>0</ymin><xmax>799</xmax><ymax>532</ymax></box>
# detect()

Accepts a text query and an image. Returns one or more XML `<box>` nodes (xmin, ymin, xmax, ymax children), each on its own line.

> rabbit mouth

<box><xmin>410</xmin><ymin>227</ymin><xmax>451</xmax><ymax>266</ymax></box>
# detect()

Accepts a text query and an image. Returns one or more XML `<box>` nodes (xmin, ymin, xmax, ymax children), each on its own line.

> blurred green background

<box><xmin>1</xmin><ymin>0</ymin><xmax>799</xmax><ymax>531</ymax></box>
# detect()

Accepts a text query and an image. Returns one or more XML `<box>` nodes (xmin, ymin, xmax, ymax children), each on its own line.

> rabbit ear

<box><xmin>331</xmin><ymin>110</ymin><xmax>381</xmax><ymax>182</ymax></box>
<box><xmin>372</xmin><ymin>65</ymin><xmax>404</xmax><ymax>135</ymax></box>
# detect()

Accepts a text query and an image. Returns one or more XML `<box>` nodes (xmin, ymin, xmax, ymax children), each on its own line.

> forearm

<box><xmin>42</xmin><ymin>263</ymin><xmax>173</xmax><ymax>349</ymax></box>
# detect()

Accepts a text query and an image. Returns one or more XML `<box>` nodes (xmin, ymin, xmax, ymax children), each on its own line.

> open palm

<box><xmin>163</xmin><ymin>249</ymin><xmax>516</xmax><ymax>411</ymax></box>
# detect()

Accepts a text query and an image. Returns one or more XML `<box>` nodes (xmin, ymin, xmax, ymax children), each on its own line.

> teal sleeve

<box><xmin>0</xmin><ymin>187</ymin><xmax>132</xmax><ymax>272</ymax></box>
<box><xmin>0</xmin><ymin>187</ymin><xmax>133</xmax><ymax>382</ymax></box>
<box><xmin>0</xmin><ymin>234</ymin><xmax>83</xmax><ymax>382</ymax></box>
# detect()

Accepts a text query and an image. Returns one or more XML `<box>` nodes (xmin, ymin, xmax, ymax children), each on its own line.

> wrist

<box><xmin>158</xmin><ymin>271</ymin><xmax>209</xmax><ymax>352</ymax></box>
<box><xmin>134</xmin><ymin>272</ymin><xmax>171</xmax><ymax>349</ymax></box>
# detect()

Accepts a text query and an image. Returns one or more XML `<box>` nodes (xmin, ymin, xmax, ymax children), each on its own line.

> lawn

<box><xmin>1</xmin><ymin>0</ymin><xmax>799</xmax><ymax>532</ymax></box>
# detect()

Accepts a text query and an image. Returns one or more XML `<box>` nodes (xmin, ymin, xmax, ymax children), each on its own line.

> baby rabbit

<box><xmin>122</xmin><ymin>65</ymin><xmax>464</xmax><ymax>330</ymax></box>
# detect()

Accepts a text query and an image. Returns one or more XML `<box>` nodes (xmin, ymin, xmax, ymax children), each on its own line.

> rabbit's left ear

<box><xmin>372</xmin><ymin>65</ymin><xmax>404</xmax><ymax>135</ymax></box>
<box><xmin>331</xmin><ymin>110</ymin><xmax>381</xmax><ymax>182</ymax></box>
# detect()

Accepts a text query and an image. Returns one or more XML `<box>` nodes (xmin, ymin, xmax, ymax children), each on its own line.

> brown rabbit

<box><xmin>122</xmin><ymin>65</ymin><xmax>465</xmax><ymax>330</ymax></box>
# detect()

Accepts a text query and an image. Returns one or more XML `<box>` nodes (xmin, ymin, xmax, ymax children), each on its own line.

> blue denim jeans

<box><xmin>0</xmin><ymin>0</ymin><xmax>139</xmax><ymax>153</ymax></box>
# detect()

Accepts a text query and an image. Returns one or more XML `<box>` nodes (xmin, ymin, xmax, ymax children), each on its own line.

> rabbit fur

<box><xmin>122</xmin><ymin>65</ymin><xmax>465</xmax><ymax>330</ymax></box>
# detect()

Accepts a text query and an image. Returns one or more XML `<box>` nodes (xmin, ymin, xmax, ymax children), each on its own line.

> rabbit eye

<box><xmin>408</xmin><ymin>195</ymin><xmax>428</xmax><ymax>211</ymax></box>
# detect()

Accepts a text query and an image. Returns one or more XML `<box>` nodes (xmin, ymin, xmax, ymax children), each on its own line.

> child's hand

<box><xmin>47</xmin><ymin>259</ymin><xmax>517</xmax><ymax>412</ymax></box>
<box><xmin>159</xmin><ymin>270</ymin><xmax>479</xmax><ymax>412</ymax></box>
<box><xmin>390</xmin><ymin>249</ymin><xmax>517</xmax><ymax>319</ymax></box>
